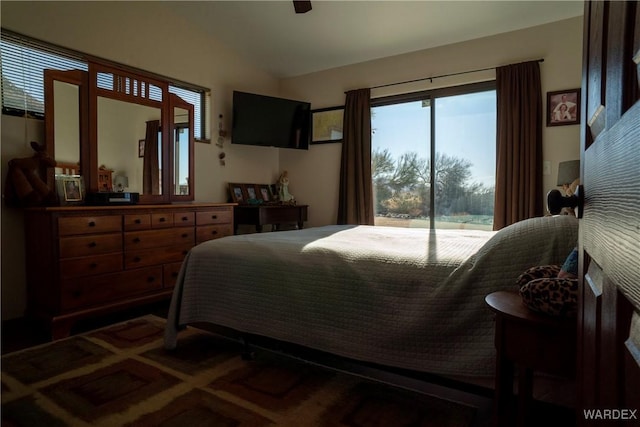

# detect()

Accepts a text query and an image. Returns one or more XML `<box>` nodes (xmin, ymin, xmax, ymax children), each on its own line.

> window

<box><xmin>1</xmin><ymin>31</ymin><xmax>87</xmax><ymax>118</ymax></box>
<box><xmin>1</xmin><ymin>29</ymin><xmax>210</xmax><ymax>140</ymax></box>
<box><xmin>371</xmin><ymin>82</ymin><xmax>496</xmax><ymax>230</ymax></box>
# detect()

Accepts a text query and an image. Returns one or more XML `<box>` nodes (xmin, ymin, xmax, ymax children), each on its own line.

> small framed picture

<box><xmin>228</xmin><ymin>183</ymin><xmax>246</xmax><ymax>203</ymax></box>
<box><xmin>55</xmin><ymin>174</ymin><xmax>85</xmax><ymax>205</ymax></box>
<box><xmin>138</xmin><ymin>139</ymin><xmax>145</xmax><ymax>158</ymax></box>
<box><xmin>547</xmin><ymin>89</ymin><xmax>580</xmax><ymax>126</ymax></box>
<box><xmin>311</xmin><ymin>106</ymin><xmax>344</xmax><ymax>144</ymax></box>
<box><xmin>258</xmin><ymin>184</ymin><xmax>272</xmax><ymax>202</ymax></box>
<box><xmin>246</xmin><ymin>185</ymin><xmax>257</xmax><ymax>201</ymax></box>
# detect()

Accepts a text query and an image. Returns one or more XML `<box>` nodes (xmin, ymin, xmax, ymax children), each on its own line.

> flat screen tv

<box><xmin>232</xmin><ymin>91</ymin><xmax>311</xmax><ymax>150</ymax></box>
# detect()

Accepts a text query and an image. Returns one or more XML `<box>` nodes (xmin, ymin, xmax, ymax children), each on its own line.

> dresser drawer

<box><xmin>59</xmin><ymin>233</ymin><xmax>122</xmax><ymax>259</ymax></box>
<box><xmin>196</xmin><ymin>224</ymin><xmax>233</xmax><ymax>243</ymax></box>
<box><xmin>124</xmin><ymin>214</ymin><xmax>151</xmax><ymax>231</ymax></box>
<box><xmin>59</xmin><ymin>253</ymin><xmax>123</xmax><ymax>278</ymax></box>
<box><xmin>58</xmin><ymin>215</ymin><xmax>122</xmax><ymax>236</ymax></box>
<box><xmin>152</xmin><ymin>213</ymin><xmax>174</xmax><ymax>228</ymax></box>
<box><xmin>174</xmin><ymin>212</ymin><xmax>195</xmax><ymax>227</ymax></box>
<box><xmin>60</xmin><ymin>266</ymin><xmax>163</xmax><ymax>311</ymax></box>
<box><xmin>125</xmin><ymin>244</ymin><xmax>192</xmax><ymax>269</ymax></box>
<box><xmin>163</xmin><ymin>261</ymin><xmax>184</xmax><ymax>289</ymax></box>
<box><xmin>196</xmin><ymin>208</ymin><xmax>232</xmax><ymax>225</ymax></box>
<box><xmin>124</xmin><ymin>228</ymin><xmax>195</xmax><ymax>251</ymax></box>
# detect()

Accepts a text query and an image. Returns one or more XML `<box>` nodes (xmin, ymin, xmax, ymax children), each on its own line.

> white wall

<box><xmin>279</xmin><ymin>17</ymin><xmax>583</xmax><ymax>227</ymax></box>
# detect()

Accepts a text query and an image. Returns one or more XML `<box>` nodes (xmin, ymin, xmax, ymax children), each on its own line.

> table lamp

<box><xmin>113</xmin><ymin>175</ymin><xmax>129</xmax><ymax>192</ymax></box>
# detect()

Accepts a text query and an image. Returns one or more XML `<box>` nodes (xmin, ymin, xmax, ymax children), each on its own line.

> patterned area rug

<box><xmin>2</xmin><ymin>315</ymin><xmax>480</xmax><ymax>426</ymax></box>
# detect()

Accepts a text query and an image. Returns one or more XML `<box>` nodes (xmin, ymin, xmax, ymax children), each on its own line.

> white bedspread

<box><xmin>166</xmin><ymin>215</ymin><xmax>578</xmax><ymax>377</ymax></box>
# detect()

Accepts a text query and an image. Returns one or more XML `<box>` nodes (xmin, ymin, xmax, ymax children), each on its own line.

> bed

<box><xmin>165</xmin><ymin>215</ymin><xmax>577</xmax><ymax>378</ymax></box>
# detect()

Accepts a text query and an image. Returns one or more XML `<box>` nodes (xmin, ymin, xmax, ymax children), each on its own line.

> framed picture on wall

<box><xmin>547</xmin><ymin>89</ymin><xmax>580</xmax><ymax>126</ymax></box>
<box><xmin>311</xmin><ymin>106</ymin><xmax>344</xmax><ymax>144</ymax></box>
<box><xmin>138</xmin><ymin>139</ymin><xmax>145</xmax><ymax>157</ymax></box>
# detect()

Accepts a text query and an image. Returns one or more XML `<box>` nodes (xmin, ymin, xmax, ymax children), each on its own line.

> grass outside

<box><xmin>374</xmin><ymin>216</ymin><xmax>493</xmax><ymax>231</ymax></box>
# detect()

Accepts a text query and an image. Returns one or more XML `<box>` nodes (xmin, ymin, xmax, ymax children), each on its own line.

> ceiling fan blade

<box><xmin>293</xmin><ymin>0</ymin><xmax>312</xmax><ymax>14</ymax></box>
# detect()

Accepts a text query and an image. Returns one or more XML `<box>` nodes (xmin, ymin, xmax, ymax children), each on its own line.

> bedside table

<box><xmin>485</xmin><ymin>290</ymin><xmax>576</xmax><ymax>427</ymax></box>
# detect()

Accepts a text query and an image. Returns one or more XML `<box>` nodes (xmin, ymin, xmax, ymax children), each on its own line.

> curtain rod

<box><xmin>369</xmin><ymin>58</ymin><xmax>544</xmax><ymax>90</ymax></box>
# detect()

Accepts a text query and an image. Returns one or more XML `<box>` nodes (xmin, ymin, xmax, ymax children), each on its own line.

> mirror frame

<box><xmin>86</xmin><ymin>60</ymin><xmax>194</xmax><ymax>203</ymax></box>
<box><xmin>44</xmin><ymin>69</ymin><xmax>89</xmax><ymax>191</ymax></box>
<box><xmin>169</xmin><ymin>93</ymin><xmax>194</xmax><ymax>202</ymax></box>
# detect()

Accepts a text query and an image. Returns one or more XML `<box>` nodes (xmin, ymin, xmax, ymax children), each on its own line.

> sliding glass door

<box><xmin>371</xmin><ymin>82</ymin><xmax>496</xmax><ymax>230</ymax></box>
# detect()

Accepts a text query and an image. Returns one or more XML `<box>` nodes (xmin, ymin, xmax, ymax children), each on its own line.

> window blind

<box><xmin>1</xmin><ymin>31</ymin><xmax>87</xmax><ymax>118</ymax></box>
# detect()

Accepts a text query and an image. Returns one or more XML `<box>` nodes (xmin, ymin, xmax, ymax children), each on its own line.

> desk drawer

<box><xmin>58</xmin><ymin>215</ymin><xmax>122</xmax><ymax>236</ymax></box>
<box><xmin>196</xmin><ymin>224</ymin><xmax>233</xmax><ymax>243</ymax></box>
<box><xmin>59</xmin><ymin>253</ymin><xmax>123</xmax><ymax>278</ymax></box>
<box><xmin>60</xmin><ymin>266</ymin><xmax>162</xmax><ymax>311</ymax></box>
<box><xmin>59</xmin><ymin>233</ymin><xmax>122</xmax><ymax>259</ymax></box>
<box><xmin>196</xmin><ymin>209</ymin><xmax>232</xmax><ymax>225</ymax></box>
<box><xmin>124</xmin><ymin>228</ymin><xmax>195</xmax><ymax>251</ymax></box>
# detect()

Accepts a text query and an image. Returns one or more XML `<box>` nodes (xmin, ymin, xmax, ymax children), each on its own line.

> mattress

<box><xmin>166</xmin><ymin>215</ymin><xmax>578</xmax><ymax>377</ymax></box>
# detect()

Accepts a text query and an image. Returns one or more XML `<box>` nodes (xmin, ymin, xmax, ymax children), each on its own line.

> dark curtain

<box><xmin>143</xmin><ymin>120</ymin><xmax>160</xmax><ymax>195</ymax></box>
<box><xmin>494</xmin><ymin>61</ymin><xmax>543</xmax><ymax>230</ymax></box>
<box><xmin>337</xmin><ymin>88</ymin><xmax>374</xmax><ymax>225</ymax></box>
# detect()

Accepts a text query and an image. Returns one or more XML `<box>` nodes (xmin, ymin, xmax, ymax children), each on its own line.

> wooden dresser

<box><xmin>24</xmin><ymin>203</ymin><xmax>234</xmax><ymax>339</ymax></box>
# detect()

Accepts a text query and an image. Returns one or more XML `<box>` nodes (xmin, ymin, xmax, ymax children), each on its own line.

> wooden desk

<box><xmin>485</xmin><ymin>291</ymin><xmax>576</xmax><ymax>427</ymax></box>
<box><xmin>234</xmin><ymin>204</ymin><xmax>308</xmax><ymax>233</ymax></box>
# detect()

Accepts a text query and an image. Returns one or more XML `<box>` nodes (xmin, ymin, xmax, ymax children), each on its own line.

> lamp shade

<box><xmin>557</xmin><ymin>160</ymin><xmax>580</xmax><ymax>186</ymax></box>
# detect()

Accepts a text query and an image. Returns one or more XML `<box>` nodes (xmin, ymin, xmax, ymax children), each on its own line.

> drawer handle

<box><xmin>89</xmin><ymin>263</ymin><xmax>97</xmax><ymax>269</ymax></box>
<box><xmin>88</xmin><ymin>221</ymin><xmax>96</xmax><ymax>227</ymax></box>
<box><xmin>172</xmin><ymin>272</ymin><xmax>179</xmax><ymax>278</ymax></box>
<box><xmin>72</xmin><ymin>290</ymin><xmax>82</xmax><ymax>298</ymax></box>
<box><xmin>182</xmin><ymin>250</ymin><xmax>188</xmax><ymax>255</ymax></box>
<box><xmin>133</xmin><ymin>237</ymin><xmax>141</xmax><ymax>243</ymax></box>
<box><xmin>181</xmin><ymin>233</ymin><xmax>188</xmax><ymax>238</ymax></box>
<box><xmin>147</xmin><ymin>276</ymin><xmax>155</xmax><ymax>282</ymax></box>
<box><xmin>211</xmin><ymin>215</ymin><xmax>218</xmax><ymax>219</ymax></box>
<box><xmin>159</xmin><ymin>217</ymin><xmax>166</xmax><ymax>222</ymax></box>
<box><xmin>211</xmin><ymin>230</ymin><xmax>218</xmax><ymax>235</ymax></box>
<box><xmin>135</xmin><ymin>219</ymin><xmax>141</xmax><ymax>224</ymax></box>
<box><xmin>133</xmin><ymin>256</ymin><xmax>141</xmax><ymax>262</ymax></box>
<box><xmin>181</xmin><ymin>216</ymin><xmax>189</xmax><ymax>221</ymax></box>
<box><xmin>88</xmin><ymin>242</ymin><xmax>97</xmax><ymax>248</ymax></box>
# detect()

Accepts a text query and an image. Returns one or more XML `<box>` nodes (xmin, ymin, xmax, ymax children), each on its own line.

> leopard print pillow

<box><xmin>516</xmin><ymin>265</ymin><xmax>561</xmax><ymax>287</ymax></box>
<box><xmin>519</xmin><ymin>277</ymin><xmax>578</xmax><ymax>317</ymax></box>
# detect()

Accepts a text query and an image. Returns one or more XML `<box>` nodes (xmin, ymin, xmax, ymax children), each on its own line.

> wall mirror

<box><xmin>44</xmin><ymin>69</ymin><xmax>88</xmax><ymax>186</ymax></box>
<box><xmin>170</xmin><ymin>93</ymin><xmax>194</xmax><ymax>200</ymax></box>
<box><xmin>45</xmin><ymin>60</ymin><xmax>195</xmax><ymax>203</ymax></box>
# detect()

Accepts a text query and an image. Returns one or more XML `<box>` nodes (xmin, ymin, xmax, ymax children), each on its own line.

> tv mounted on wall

<box><xmin>232</xmin><ymin>91</ymin><xmax>311</xmax><ymax>150</ymax></box>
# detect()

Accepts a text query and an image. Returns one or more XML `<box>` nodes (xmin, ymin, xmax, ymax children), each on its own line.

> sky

<box><xmin>371</xmin><ymin>90</ymin><xmax>497</xmax><ymax>188</ymax></box>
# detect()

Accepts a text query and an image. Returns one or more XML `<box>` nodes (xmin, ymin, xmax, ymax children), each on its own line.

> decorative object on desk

<box><xmin>556</xmin><ymin>160</ymin><xmax>580</xmax><ymax>196</ymax></box>
<box><xmin>3</xmin><ymin>141</ymin><xmax>57</xmax><ymax>207</ymax></box>
<box><xmin>548</xmin><ymin>160</ymin><xmax>580</xmax><ymax>216</ymax></box>
<box><xmin>138</xmin><ymin>139</ymin><xmax>145</xmax><ymax>158</ymax></box>
<box><xmin>546</xmin><ymin>89</ymin><xmax>580</xmax><ymax>126</ymax></box>
<box><xmin>312</xmin><ymin>106</ymin><xmax>344</xmax><ymax>144</ymax></box>
<box><xmin>228</xmin><ymin>183</ymin><xmax>246</xmax><ymax>203</ymax></box>
<box><xmin>113</xmin><ymin>175</ymin><xmax>129</xmax><ymax>192</ymax></box>
<box><xmin>278</xmin><ymin>170</ymin><xmax>295</xmax><ymax>204</ymax></box>
<box><xmin>55</xmin><ymin>174</ymin><xmax>85</xmax><ymax>205</ymax></box>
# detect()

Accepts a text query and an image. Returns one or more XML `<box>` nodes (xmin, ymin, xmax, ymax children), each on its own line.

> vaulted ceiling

<box><xmin>162</xmin><ymin>1</ymin><xmax>584</xmax><ymax>78</ymax></box>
